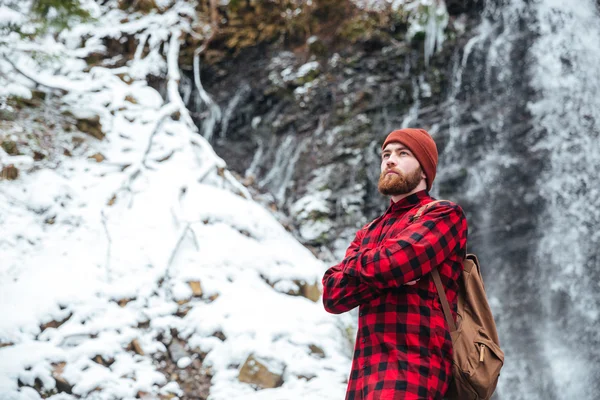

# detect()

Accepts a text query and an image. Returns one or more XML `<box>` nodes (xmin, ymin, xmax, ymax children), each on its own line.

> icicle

<box><xmin>219</xmin><ymin>84</ymin><xmax>250</xmax><ymax>139</ymax></box>
<box><xmin>423</xmin><ymin>0</ymin><xmax>449</xmax><ymax>66</ymax></box>
<box><xmin>246</xmin><ymin>137</ymin><xmax>265</xmax><ymax>180</ymax></box>
<box><xmin>193</xmin><ymin>47</ymin><xmax>222</xmax><ymax>142</ymax></box>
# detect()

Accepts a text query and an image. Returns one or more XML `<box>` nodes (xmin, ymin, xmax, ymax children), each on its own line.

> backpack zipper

<box><xmin>479</xmin><ymin>344</ymin><xmax>485</xmax><ymax>362</ymax></box>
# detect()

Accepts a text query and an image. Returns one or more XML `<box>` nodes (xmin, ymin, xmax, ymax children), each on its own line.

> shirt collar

<box><xmin>386</xmin><ymin>190</ymin><xmax>432</xmax><ymax>213</ymax></box>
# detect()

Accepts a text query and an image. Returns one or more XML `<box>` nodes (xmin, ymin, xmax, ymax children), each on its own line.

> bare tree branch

<box><xmin>140</xmin><ymin>102</ymin><xmax>180</xmax><ymax>168</ymax></box>
<box><xmin>193</xmin><ymin>43</ymin><xmax>221</xmax><ymax>141</ymax></box>
<box><xmin>161</xmin><ymin>222</ymin><xmax>199</xmax><ymax>299</ymax></box>
<box><xmin>101</xmin><ymin>210</ymin><xmax>112</xmax><ymax>283</ymax></box>
<box><xmin>167</xmin><ymin>223</ymin><xmax>193</xmax><ymax>269</ymax></box>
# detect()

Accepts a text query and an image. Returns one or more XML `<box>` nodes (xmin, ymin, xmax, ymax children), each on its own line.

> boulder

<box><xmin>238</xmin><ymin>355</ymin><xmax>284</xmax><ymax>389</ymax></box>
<box><xmin>51</xmin><ymin>362</ymin><xmax>73</xmax><ymax>394</ymax></box>
<box><xmin>298</xmin><ymin>280</ymin><xmax>321</xmax><ymax>302</ymax></box>
<box><xmin>308</xmin><ymin>344</ymin><xmax>325</xmax><ymax>358</ymax></box>
<box><xmin>1</xmin><ymin>165</ymin><xmax>19</xmax><ymax>180</ymax></box>
<box><xmin>188</xmin><ymin>281</ymin><xmax>203</xmax><ymax>297</ymax></box>
<box><xmin>1</xmin><ymin>140</ymin><xmax>18</xmax><ymax>155</ymax></box>
<box><xmin>76</xmin><ymin>115</ymin><xmax>104</xmax><ymax>140</ymax></box>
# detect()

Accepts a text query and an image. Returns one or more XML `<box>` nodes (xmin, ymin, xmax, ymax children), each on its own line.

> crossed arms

<box><xmin>322</xmin><ymin>203</ymin><xmax>466</xmax><ymax>314</ymax></box>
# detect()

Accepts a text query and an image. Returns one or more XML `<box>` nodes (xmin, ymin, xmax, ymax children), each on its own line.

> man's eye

<box><xmin>382</xmin><ymin>154</ymin><xmax>389</xmax><ymax>159</ymax></box>
<box><xmin>400</xmin><ymin>151</ymin><xmax>409</xmax><ymax>156</ymax></box>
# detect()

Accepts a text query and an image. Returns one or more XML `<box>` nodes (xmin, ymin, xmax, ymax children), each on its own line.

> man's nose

<box><xmin>386</xmin><ymin>157</ymin><xmax>396</xmax><ymax>167</ymax></box>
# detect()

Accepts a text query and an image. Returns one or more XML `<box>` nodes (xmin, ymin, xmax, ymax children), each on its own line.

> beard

<box><xmin>378</xmin><ymin>166</ymin><xmax>424</xmax><ymax>196</ymax></box>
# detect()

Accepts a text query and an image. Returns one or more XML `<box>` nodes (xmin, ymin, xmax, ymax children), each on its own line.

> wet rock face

<box><xmin>196</xmin><ymin>27</ymin><xmax>473</xmax><ymax>259</ymax></box>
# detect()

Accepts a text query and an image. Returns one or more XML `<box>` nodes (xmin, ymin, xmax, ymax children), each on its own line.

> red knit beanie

<box><xmin>381</xmin><ymin>128</ymin><xmax>438</xmax><ymax>191</ymax></box>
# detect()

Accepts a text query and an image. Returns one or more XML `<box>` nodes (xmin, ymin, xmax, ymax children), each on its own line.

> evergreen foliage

<box><xmin>30</xmin><ymin>0</ymin><xmax>91</xmax><ymax>32</ymax></box>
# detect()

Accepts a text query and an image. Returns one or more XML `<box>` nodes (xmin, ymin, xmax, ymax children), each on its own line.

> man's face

<box><xmin>378</xmin><ymin>142</ymin><xmax>426</xmax><ymax>196</ymax></box>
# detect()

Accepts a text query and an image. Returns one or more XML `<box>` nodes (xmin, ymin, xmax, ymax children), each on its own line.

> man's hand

<box><xmin>404</xmin><ymin>279</ymin><xmax>420</xmax><ymax>286</ymax></box>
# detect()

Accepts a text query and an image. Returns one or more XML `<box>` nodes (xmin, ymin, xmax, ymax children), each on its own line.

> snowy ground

<box><xmin>0</xmin><ymin>1</ymin><xmax>355</xmax><ymax>399</ymax></box>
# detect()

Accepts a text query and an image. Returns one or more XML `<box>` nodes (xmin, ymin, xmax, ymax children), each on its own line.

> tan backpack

<box><xmin>415</xmin><ymin>202</ymin><xmax>504</xmax><ymax>400</ymax></box>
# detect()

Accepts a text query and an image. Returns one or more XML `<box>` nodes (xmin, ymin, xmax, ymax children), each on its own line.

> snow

<box><xmin>0</xmin><ymin>5</ymin><xmax>25</xmax><ymax>27</ymax></box>
<box><xmin>0</xmin><ymin>1</ymin><xmax>352</xmax><ymax>399</ymax></box>
<box><xmin>281</xmin><ymin>61</ymin><xmax>320</xmax><ymax>84</ymax></box>
<box><xmin>176</xmin><ymin>357</ymin><xmax>192</xmax><ymax>369</ymax></box>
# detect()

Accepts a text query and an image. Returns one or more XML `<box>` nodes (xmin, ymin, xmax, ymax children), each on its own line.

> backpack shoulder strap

<box><xmin>415</xmin><ymin>199</ymin><xmax>460</xmax><ymax>332</ymax></box>
<box><xmin>412</xmin><ymin>199</ymin><xmax>447</xmax><ymax>220</ymax></box>
<box><xmin>432</xmin><ymin>268</ymin><xmax>457</xmax><ymax>332</ymax></box>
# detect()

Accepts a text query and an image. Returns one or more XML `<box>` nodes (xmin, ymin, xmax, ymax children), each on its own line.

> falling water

<box><xmin>218</xmin><ymin>84</ymin><xmax>251</xmax><ymax>140</ymax></box>
<box><xmin>530</xmin><ymin>0</ymin><xmax>600</xmax><ymax>398</ymax></box>
<box><xmin>258</xmin><ymin>135</ymin><xmax>309</xmax><ymax>206</ymax></box>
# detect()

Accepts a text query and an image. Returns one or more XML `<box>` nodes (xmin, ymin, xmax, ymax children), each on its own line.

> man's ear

<box><xmin>421</xmin><ymin>172</ymin><xmax>427</xmax><ymax>181</ymax></box>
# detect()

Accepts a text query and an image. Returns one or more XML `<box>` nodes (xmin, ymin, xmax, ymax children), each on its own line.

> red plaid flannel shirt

<box><xmin>322</xmin><ymin>191</ymin><xmax>467</xmax><ymax>400</ymax></box>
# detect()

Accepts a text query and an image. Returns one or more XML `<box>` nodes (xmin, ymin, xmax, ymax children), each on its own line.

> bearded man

<box><xmin>322</xmin><ymin>128</ymin><xmax>468</xmax><ymax>400</ymax></box>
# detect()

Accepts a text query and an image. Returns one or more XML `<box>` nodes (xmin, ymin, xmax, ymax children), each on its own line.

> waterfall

<box><xmin>258</xmin><ymin>135</ymin><xmax>309</xmax><ymax>207</ymax></box>
<box><xmin>435</xmin><ymin>0</ymin><xmax>600</xmax><ymax>398</ymax></box>
<box><xmin>218</xmin><ymin>83</ymin><xmax>251</xmax><ymax>140</ymax></box>
<box><xmin>530</xmin><ymin>0</ymin><xmax>600</xmax><ymax>398</ymax></box>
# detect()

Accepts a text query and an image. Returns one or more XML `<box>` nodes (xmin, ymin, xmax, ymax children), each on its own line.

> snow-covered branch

<box><xmin>1</xmin><ymin>54</ymin><xmax>69</xmax><ymax>93</ymax></box>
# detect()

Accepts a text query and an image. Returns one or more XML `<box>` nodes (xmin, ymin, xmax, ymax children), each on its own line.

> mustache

<box><xmin>382</xmin><ymin>168</ymin><xmax>402</xmax><ymax>175</ymax></box>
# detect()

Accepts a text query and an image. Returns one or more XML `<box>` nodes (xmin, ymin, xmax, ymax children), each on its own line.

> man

<box><xmin>322</xmin><ymin>128</ymin><xmax>467</xmax><ymax>400</ymax></box>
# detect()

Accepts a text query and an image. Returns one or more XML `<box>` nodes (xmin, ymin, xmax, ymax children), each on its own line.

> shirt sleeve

<box><xmin>322</xmin><ymin>226</ymin><xmax>381</xmax><ymax>314</ymax></box>
<box><xmin>342</xmin><ymin>202</ymin><xmax>467</xmax><ymax>291</ymax></box>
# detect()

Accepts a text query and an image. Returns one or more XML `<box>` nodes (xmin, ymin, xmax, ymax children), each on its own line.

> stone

<box><xmin>175</xmin><ymin>304</ymin><xmax>192</xmax><ymax>317</ymax></box>
<box><xmin>297</xmin><ymin>280</ymin><xmax>321</xmax><ymax>302</ymax></box>
<box><xmin>88</xmin><ymin>153</ymin><xmax>105</xmax><ymax>163</ymax></box>
<box><xmin>238</xmin><ymin>355</ymin><xmax>284</xmax><ymax>389</ymax></box>
<box><xmin>168</xmin><ymin>340</ymin><xmax>190</xmax><ymax>364</ymax></box>
<box><xmin>130</xmin><ymin>338</ymin><xmax>144</xmax><ymax>355</ymax></box>
<box><xmin>297</xmin><ymin>374</ymin><xmax>316</xmax><ymax>381</ymax></box>
<box><xmin>93</xmin><ymin>355</ymin><xmax>114</xmax><ymax>367</ymax></box>
<box><xmin>176</xmin><ymin>298</ymin><xmax>190</xmax><ymax>306</ymax></box>
<box><xmin>76</xmin><ymin>116</ymin><xmax>104</xmax><ymax>140</ymax></box>
<box><xmin>93</xmin><ymin>355</ymin><xmax>106</xmax><ymax>365</ymax></box>
<box><xmin>52</xmin><ymin>362</ymin><xmax>73</xmax><ymax>394</ymax></box>
<box><xmin>0</xmin><ymin>164</ymin><xmax>19</xmax><ymax>181</ymax></box>
<box><xmin>117</xmin><ymin>298</ymin><xmax>134</xmax><ymax>307</ymax></box>
<box><xmin>40</xmin><ymin>313</ymin><xmax>72</xmax><ymax>331</ymax></box>
<box><xmin>188</xmin><ymin>281</ymin><xmax>203</xmax><ymax>297</ymax></box>
<box><xmin>0</xmin><ymin>109</ymin><xmax>16</xmax><ymax>121</ymax></box>
<box><xmin>308</xmin><ymin>344</ymin><xmax>325</xmax><ymax>358</ymax></box>
<box><xmin>1</xmin><ymin>140</ymin><xmax>18</xmax><ymax>155</ymax></box>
